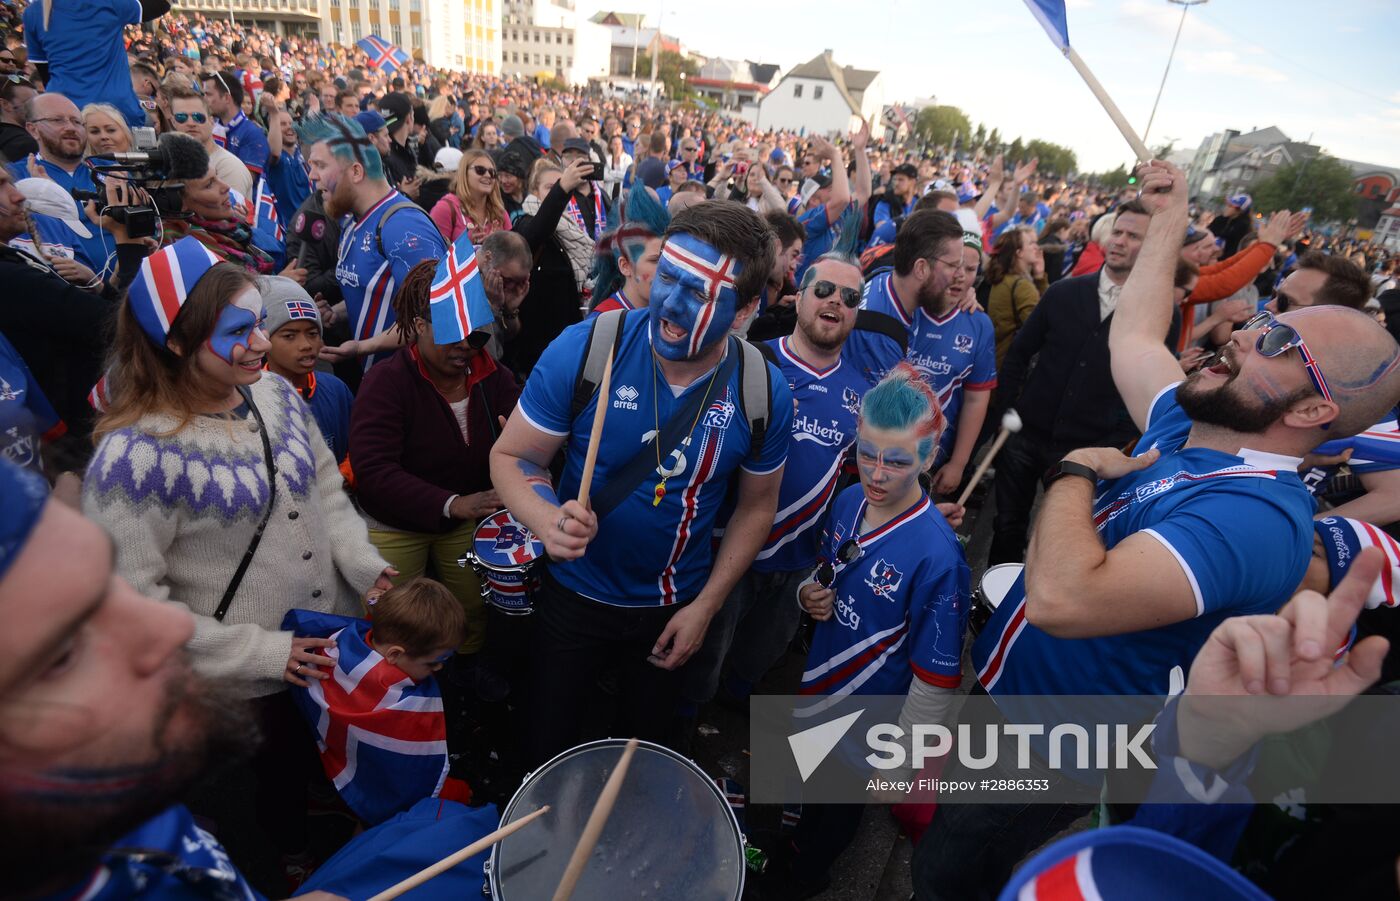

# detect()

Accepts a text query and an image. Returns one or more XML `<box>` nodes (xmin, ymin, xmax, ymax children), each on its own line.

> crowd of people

<box><xmin>4</xmin><ymin>2</ymin><xmax>1400</xmax><ymax>900</ymax></box>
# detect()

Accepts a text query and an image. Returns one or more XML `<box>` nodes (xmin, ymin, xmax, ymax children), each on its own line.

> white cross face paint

<box><xmin>649</xmin><ymin>233</ymin><xmax>741</xmax><ymax>362</ymax></box>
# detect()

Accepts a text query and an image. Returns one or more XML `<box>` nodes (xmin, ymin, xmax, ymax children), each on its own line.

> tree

<box><xmin>1094</xmin><ymin>164</ymin><xmax>1133</xmax><ymax>190</ymax></box>
<box><xmin>915</xmin><ymin>105</ymin><xmax>972</xmax><ymax>148</ymax></box>
<box><xmin>636</xmin><ymin>50</ymin><xmax>699</xmax><ymax>100</ymax></box>
<box><xmin>972</xmin><ymin>122</ymin><xmax>987</xmax><ymax>149</ymax></box>
<box><xmin>986</xmin><ymin>127</ymin><xmax>1002</xmax><ymax>150</ymax></box>
<box><xmin>1252</xmin><ymin>154</ymin><xmax>1358</xmax><ymax>223</ymax></box>
<box><xmin>1024</xmin><ymin>139</ymin><xmax>1077</xmax><ymax>176</ymax></box>
<box><xmin>1007</xmin><ymin>136</ymin><xmax>1025</xmax><ymax>163</ymax></box>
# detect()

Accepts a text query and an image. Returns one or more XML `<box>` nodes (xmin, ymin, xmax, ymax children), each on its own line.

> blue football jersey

<box><xmin>753</xmin><ymin>336</ymin><xmax>867</xmax><ymax>573</ymax></box>
<box><xmin>265</xmin><ymin>148</ymin><xmax>312</xmax><ymax>228</ymax></box>
<box><xmin>796</xmin><ymin>201</ymin><xmax>853</xmax><ymax>284</ymax></box>
<box><xmin>222</xmin><ymin>111</ymin><xmax>270</xmax><ymax>178</ymax></box>
<box><xmin>906</xmin><ymin>305</ymin><xmax>996</xmax><ymax>463</ymax></box>
<box><xmin>801</xmin><ymin>487</ymin><xmax>970</xmax><ymax>699</ymax></box>
<box><xmin>840</xmin><ymin>270</ymin><xmax>912</xmax><ymax>388</ymax></box>
<box><xmin>973</xmin><ymin>383</ymin><xmax>1315</xmax><ymax>698</ymax></box>
<box><xmin>517</xmin><ymin>311</ymin><xmax>793</xmax><ymax>607</ymax></box>
<box><xmin>335</xmin><ymin>191</ymin><xmax>446</xmax><ymax>371</ymax></box>
<box><xmin>304</xmin><ymin>371</ymin><xmax>353</xmax><ymax>463</ymax></box>
<box><xmin>24</xmin><ymin>0</ymin><xmax>144</xmax><ymax>128</ymax></box>
<box><xmin>0</xmin><ymin>333</ymin><xmax>62</xmax><ymax>472</ymax></box>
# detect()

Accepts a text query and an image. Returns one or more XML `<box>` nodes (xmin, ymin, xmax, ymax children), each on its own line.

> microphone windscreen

<box><xmin>158</xmin><ymin>132</ymin><xmax>210</xmax><ymax>180</ymax></box>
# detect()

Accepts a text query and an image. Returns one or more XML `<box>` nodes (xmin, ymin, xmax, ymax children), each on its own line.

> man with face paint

<box><xmin>914</xmin><ymin>161</ymin><xmax>1400</xmax><ymax>901</ymax></box>
<box><xmin>492</xmin><ymin>202</ymin><xmax>793</xmax><ymax>765</ymax></box>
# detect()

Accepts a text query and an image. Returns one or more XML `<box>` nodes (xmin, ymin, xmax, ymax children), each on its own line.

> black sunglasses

<box><xmin>811</xmin><ymin>279</ymin><xmax>861</xmax><ymax>308</ymax></box>
<box><xmin>1274</xmin><ymin>290</ymin><xmax>1298</xmax><ymax>313</ymax></box>
<box><xmin>815</xmin><ymin>539</ymin><xmax>862</xmax><ymax>588</ymax></box>
<box><xmin>471</xmin><ymin>164</ymin><xmax>497</xmax><ymax>179</ymax></box>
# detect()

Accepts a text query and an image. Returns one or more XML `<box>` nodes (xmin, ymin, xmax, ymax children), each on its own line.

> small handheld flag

<box><xmin>357</xmin><ymin>35</ymin><xmax>411</xmax><ymax>74</ymax></box>
<box><xmin>254</xmin><ymin>177</ymin><xmax>285</xmax><ymax>242</ymax></box>
<box><xmin>428</xmin><ymin>236</ymin><xmax>495</xmax><ymax>345</ymax></box>
<box><xmin>1023</xmin><ymin>0</ymin><xmax>1070</xmax><ymax>51</ymax></box>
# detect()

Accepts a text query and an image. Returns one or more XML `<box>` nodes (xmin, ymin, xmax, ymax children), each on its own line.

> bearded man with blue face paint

<box><xmin>491</xmin><ymin>201</ymin><xmax>794</xmax><ymax>765</ymax></box>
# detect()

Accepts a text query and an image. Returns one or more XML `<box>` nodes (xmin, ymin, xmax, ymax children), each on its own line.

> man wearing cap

<box><xmin>1209</xmin><ymin>192</ymin><xmax>1254</xmax><ymax>257</ymax></box>
<box><xmin>657</xmin><ymin>159</ymin><xmax>688</xmax><ymax>207</ymax></box>
<box><xmin>872</xmin><ymin>162</ymin><xmax>919</xmax><ymax>231</ymax></box>
<box><xmin>374</xmin><ymin>93</ymin><xmax>421</xmax><ymax>202</ymax></box>
<box><xmin>559</xmin><ymin>136</ymin><xmax>610</xmax><ymax>243</ymax></box>
<box><xmin>201</xmin><ymin>70</ymin><xmax>270</xmax><ymax>182</ymax></box>
<box><xmin>261</xmin><ymin>275</ymin><xmax>354</xmax><ymax>463</ymax></box>
<box><xmin>9</xmin><ymin>177</ymin><xmax>102</xmax><ymax>276</ymax></box>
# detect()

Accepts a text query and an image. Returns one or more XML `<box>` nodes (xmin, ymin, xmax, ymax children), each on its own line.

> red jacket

<box><xmin>1070</xmin><ymin>241</ymin><xmax>1105</xmax><ymax>277</ymax></box>
<box><xmin>350</xmin><ymin>345</ymin><xmax>519</xmax><ymax>534</ymax></box>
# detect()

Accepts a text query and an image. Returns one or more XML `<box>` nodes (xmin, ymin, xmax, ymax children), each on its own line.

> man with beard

<box><xmin>300</xmin><ymin>115</ymin><xmax>445</xmax><ymax>381</ymax></box>
<box><xmin>679</xmin><ymin>253</ymin><xmax>869</xmax><ymax>720</ymax></box>
<box><xmin>913</xmin><ymin>160</ymin><xmax>1400</xmax><ymax>901</ymax></box>
<box><xmin>490</xmin><ymin>202</ymin><xmax>793</xmax><ymax>765</ymax></box>
<box><xmin>14</xmin><ymin>93</ymin><xmax>112</xmax><ymax>272</ymax></box>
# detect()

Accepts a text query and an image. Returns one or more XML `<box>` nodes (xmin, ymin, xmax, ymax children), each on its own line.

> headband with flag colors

<box><xmin>658</xmin><ymin>232</ymin><xmax>742</xmax><ymax>358</ymax></box>
<box><xmin>127</xmin><ymin>236</ymin><xmax>223</xmax><ymax>348</ymax></box>
<box><xmin>428</xmin><ymin>235</ymin><xmax>495</xmax><ymax>345</ymax></box>
<box><xmin>356</xmin><ymin>35</ymin><xmax>411</xmax><ymax>74</ymax></box>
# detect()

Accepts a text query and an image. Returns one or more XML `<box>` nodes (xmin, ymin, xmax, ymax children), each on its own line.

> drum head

<box><xmin>492</xmin><ymin>740</ymin><xmax>744</xmax><ymax>900</ymax></box>
<box><xmin>473</xmin><ymin>509</ymin><xmax>544</xmax><ymax>572</ymax></box>
<box><xmin>979</xmin><ymin>563</ymin><xmax>1024</xmax><ymax>611</ymax></box>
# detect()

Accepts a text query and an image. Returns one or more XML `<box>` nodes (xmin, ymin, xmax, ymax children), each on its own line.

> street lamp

<box><xmin>1142</xmin><ymin>0</ymin><xmax>1207</xmax><ymax>149</ymax></box>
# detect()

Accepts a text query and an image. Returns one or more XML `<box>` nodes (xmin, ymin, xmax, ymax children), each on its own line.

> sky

<box><xmin>576</xmin><ymin>0</ymin><xmax>1400</xmax><ymax>174</ymax></box>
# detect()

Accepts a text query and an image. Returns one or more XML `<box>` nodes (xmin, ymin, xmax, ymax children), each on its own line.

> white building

<box><xmin>171</xmin><ymin>0</ymin><xmax>501</xmax><ymax>75</ymax></box>
<box><xmin>690</xmin><ymin>58</ymin><xmax>780</xmax><ymax>109</ymax></box>
<box><xmin>499</xmin><ymin>0</ymin><xmax>611</xmax><ymax>86</ymax></box>
<box><xmin>755</xmin><ymin>50</ymin><xmax>884</xmax><ymax>138</ymax></box>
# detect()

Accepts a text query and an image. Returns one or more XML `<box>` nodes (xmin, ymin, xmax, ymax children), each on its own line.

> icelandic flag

<box><xmin>357</xmin><ymin>35</ymin><xmax>411</xmax><ymax>74</ymax></box>
<box><xmin>1023</xmin><ymin>0</ymin><xmax>1070</xmax><ymax>52</ymax></box>
<box><xmin>428</xmin><ymin>235</ymin><xmax>494</xmax><ymax>345</ymax></box>
<box><xmin>1314</xmin><ymin>415</ymin><xmax>1400</xmax><ymax>472</ymax></box>
<box><xmin>281</xmin><ymin>609</ymin><xmax>452</xmax><ymax>826</ymax></box>
<box><xmin>254</xmin><ymin>177</ymin><xmax>285</xmax><ymax>242</ymax></box>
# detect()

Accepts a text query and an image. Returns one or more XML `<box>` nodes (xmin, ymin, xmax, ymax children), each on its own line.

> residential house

<box><xmin>690</xmin><ymin>58</ymin><xmax>780</xmax><ymax>109</ymax></box>
<box><xmin>754</xmin><ymin>50</ymin><xmax>884</xmax><ymax>138</ymax></box>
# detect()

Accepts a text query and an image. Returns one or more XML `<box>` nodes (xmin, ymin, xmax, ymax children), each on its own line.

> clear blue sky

<box><xmin>580</xmin><ymin>0</ymin><xmax>1400</xmax><ymax>174</ymax></box>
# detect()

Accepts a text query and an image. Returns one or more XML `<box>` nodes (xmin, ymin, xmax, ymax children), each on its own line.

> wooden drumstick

<box><xmin>575</xmin><ymin>346</ymin><xmax>615</xmax><ymax>510</ymax></box>
<box><xmin>955</xmin><ymin>409</ymin><xmax>1023</xmax><ymax>508</ymax></box>
<box><xmin>365</xmin><ymin>805</ymin><xmax>551</xmax><ymax>901</ymax></box>
<box><xmin>551</xmin><ymin>737</ymin><xmax>639</xmax><ymax>901</ymax></box>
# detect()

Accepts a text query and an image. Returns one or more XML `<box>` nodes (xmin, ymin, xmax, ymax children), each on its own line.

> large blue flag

<box><xmin>1024</xmin><ymin>0</ymin><xmax>1070</xmax><ymax>51</ymax></box>
<box><xmin>357</xmin><ymin>34</ymin><xmax>411</xmax><ymax>73</ymax></box>
<box><xmin>282</xmin><ymin>609</ymin><xmax>451</xmax><ymax>826</ymax></box>
<box><xmin>429</xmin><ymin>234</ymin><xmax>495</xmax><ymax>345</ymax></box>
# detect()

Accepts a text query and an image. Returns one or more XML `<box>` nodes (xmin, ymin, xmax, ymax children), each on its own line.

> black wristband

<box><xmin>1041</xmin><ymin>459</ymin><xmax>1098</xmax><ymax>492</ymax></box>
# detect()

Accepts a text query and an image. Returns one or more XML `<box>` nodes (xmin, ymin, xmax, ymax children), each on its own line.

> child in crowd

<box><xmin>773</xmin><ymin>364</ymin><xmax>971</xmax><ymax>896</ymax></box>
<box><xmin>283</xmin><ymin>577</ymin><xmax>471</xmax><ymax>825</ymax></box>
<box><xmin>259</xmin><ymin>276</ymin><xmax>354</xmax><ymax>463</ymax></box>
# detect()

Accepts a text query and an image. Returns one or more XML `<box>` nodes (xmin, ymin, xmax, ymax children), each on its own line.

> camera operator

<box><xmin>0</xmin><ymin>170</ymin><xmax>149</xmax><ymax>455</ymax></box>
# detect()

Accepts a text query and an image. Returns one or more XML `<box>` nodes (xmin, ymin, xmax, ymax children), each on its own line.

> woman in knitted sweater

<box><xmin>985</xmin><ymin>225</ymin><xmax>1050</xmax><ymax>368</ymax></box>
<box><xmin>81</xmin><ymin>237</ymin><xmax>391</xmax><ymax>873</ymax></box>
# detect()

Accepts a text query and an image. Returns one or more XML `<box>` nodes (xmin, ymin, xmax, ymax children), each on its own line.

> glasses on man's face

<box><xmin>173</xmin><ymin>111</ymin><xmax>208</xmax><ymax>124</ymax></box>
<box><xmin>809</xmin><ymin>279</ymin><xmax>861</xmax><ymax>309</ymax></box>
<box><xmin>32</xmin><ymin>116</ymin><xmax>83</xmax><ymax>129</ymax></box>
<box><xmin>681</xmin><ymin>146</ymin><xmax>696</xmax><ymax>153</ymax></box>
<box><xmin>930</xmin><ymin>255</ymin><xmax>963</xmax><ymax>271</ymax></box>
<box><xmin>471</xmin><ymin>164</ymin><xmax>497</xmax><ymax>179</ymax></box>
<box><xmin>1240</xmin><ymin>311</ymin><xmax>1333</xmax><ymax>409</ymax></box>
<box><xmin>776</xmin><ymin>176</ymin><xmax>793</xmax><ymax>184</ymax></box>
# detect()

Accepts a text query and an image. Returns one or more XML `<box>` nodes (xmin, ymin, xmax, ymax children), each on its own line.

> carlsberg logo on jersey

<box><xmin>793</xmin><ymin>414</ymin><xmax>848</xmax><ymax>448</ymax></box>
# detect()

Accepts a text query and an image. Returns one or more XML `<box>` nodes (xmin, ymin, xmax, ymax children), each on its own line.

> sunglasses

<box><xmin>471</xmin><ymin>164</ymin><xmax>497</xmax><ymax>179</ymax></box>
<box><xmin>815</xmin><ymin>538</ymin><xmax>862</xmax><ymax>588</ymax></box>
<box><xmin>810</xmin><ymin>279</ymin><xmax>861</xmax><ymax>308</ymax></box>
<box><xmin>776</xmin><ymin>176</ymin><xmax>793</xmax><ymax>184</ymax></box>
<box><xmin>1241</xmin><ymin>311</ymin><xmax>1333</xmax><ymax>410</ymax></box>
<box><xmin>173</xmin><ymin>111</ymin><xmax>208</xmax><ymax>124</ymax></box>
<box><xmin>3</xmin><ymin>74</ymin><xmax>29</xmax><ymax>84</ymax></box>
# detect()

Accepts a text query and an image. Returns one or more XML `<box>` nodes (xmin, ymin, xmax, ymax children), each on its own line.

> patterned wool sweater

<box><xmin>83</xmin><ymin>375</ymin><xmax>387</xmax><ymax>698</ymax></box>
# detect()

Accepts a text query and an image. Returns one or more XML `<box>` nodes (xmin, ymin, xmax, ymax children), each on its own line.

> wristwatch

<box><xmin>1041</xmin><ymin>459</ymin><xmax>1098</xmax><ymax>492</ymax></box>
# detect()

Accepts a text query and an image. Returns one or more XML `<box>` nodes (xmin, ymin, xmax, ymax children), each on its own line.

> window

<box><xmin>534</xmin><ymin>53</ymin><xmax>541</xmax><ymax>64</ymax></box>
<box><xmin>512</xmin><ymin>51</ymin><xmax>519</xmax><ymax>62</ymax></box>
<box><xmin>566</xmin><ymin>56</ymin><xmax>572</xmax><ymax>67</ymax></box>
<box><xmin>556</xmin><ymin>32</ymin><xmax>563</xmax><ymax>43</ymax></box>
<box><xmin>410</xmin><ymin>0</ymin><xmax>420</xmax><ymax>9</ymax></box>
<box><xmin>533</xmin><ymin>30</ymin><xmax>540</xmax><ymax>42</ymax></box>
<box><xmin>391</xmin><ymin>24</ymin><xmax>401</xmax><ymax>45</ymax></box>
<box><xmin>367</xmin><ymin>0</ymin><xmax>377</xmax><ymax>10</ymax></box>
<box><xmin>545</xmin><ymin>54</ymin><xmax>551</xmax><ymax>65</ymax></box>
<box><xmin>351</xmin><ymin>20</ymin><xmax>362</xmax><ymax>39</ymax></box>
<box><xmin>333</xmin><ymin>22</ymin><xmax>343</xmax><ymax>41</ymax></box>
<box><xmin>389</xmin><ymin>0</ymin><xmax>398</xmax><ymax>7</ymax></box>
<box><xmin>814</xmin><ymin>85</ymin><xmax>823</xmax><ymax>100</ymax></box>
<box><xmin>567</xmin><ymin>33</ymin><xmax>573</xmax><ymax>44</ymax></box>
<box><xmin>411</xmin><ymin>24</ymin><xmax>422</xmax><ymax>44</ymax></box>
<box><xmin>793</xmin><ymin>83</ymin><xmax>802</xmax><ymax>98</ymax></box>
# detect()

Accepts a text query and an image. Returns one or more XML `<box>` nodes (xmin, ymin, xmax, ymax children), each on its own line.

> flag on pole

<box><xmin>282</xmin><ymin>609</ymin><xmax>452</xmax><ymax>826</ymax></box>
<box><xmin>356</xmin><ymin>35</ymin><xmax>411</xmax><ymax>74</ymax></box>
<box><xmin>1023</xmin><ymin>0</ymin><xmax>1070</xmax><ymax>52</ymax></box>
<box><xmin>428</xmin><ymin>235</ymin><xmax>494</xmax><ymax>345</ymax></box>
<box><xmin>254</xmin><ymin>177</ymin><xmax>284</xmax><ymax>242</ymax></box>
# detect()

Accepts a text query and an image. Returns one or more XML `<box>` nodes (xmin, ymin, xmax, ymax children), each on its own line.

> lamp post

<box><xmin>1142</xmin><ymin>0</ymin><xmax>1207</xmax><ymax>149</ymax></box>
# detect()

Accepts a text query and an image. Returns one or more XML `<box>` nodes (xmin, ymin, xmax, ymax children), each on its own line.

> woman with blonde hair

<box><xmin>82</xmin><ymin>102</ymin><xmax>133</xmax><ymax>156</ymax></box>
<box><xmin>427</xmin><ymin>93</ymin><xmax>456</xmax><ymax>147</ymax></box>
<box><xmin>429</xmin><ymin>148</ymin><xmax>511</xmax><ymax>245</ymax></box>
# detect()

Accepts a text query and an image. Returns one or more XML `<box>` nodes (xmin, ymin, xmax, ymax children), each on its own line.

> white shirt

<box><xmin>1098</xmin><ymin>268</ymin><xmax>1125</xmax><ymax>321</ymax></box>
<box><xmin>210</xmin><ymin>145</ymin><xmax>253</xmax><ymax>199</ymax></box>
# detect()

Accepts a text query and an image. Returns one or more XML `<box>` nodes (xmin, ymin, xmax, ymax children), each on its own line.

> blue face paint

<box><xmin>856</xmin><ymin>432</ymin><xmax>923</xmax><ymax>505</ymax></box>
<box><xmin>649</xmin><ymin>232</ymin><xmax>743</xmax><ymax>362</ymax></box>
<box><xmin>206</xmin><ymin>294</ymin><xmax>267</xmax><ymax>365</ymax></box>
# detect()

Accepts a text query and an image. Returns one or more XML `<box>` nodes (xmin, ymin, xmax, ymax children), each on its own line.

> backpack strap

<box><xmin>737</xmin><ymin>338</ymin><xmax>771</xmax><ymax>462</ymax></box>
<box><xmin>571</xmin><ymin>308</ymin><xmax>627</xmax><ymax>423</ymax></box>
<box><xmin>854</xmin><ymin>309</ymin><xmax>910</xmax><ymax>354</ymax></box>
<box><xmin>373</xmin><ymin>199</ymin><xmax>427</xmax><ymax>258</ymax></box>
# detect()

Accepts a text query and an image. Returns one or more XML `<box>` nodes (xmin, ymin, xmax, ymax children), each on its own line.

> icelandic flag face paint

<box><xmin>206</xmin><ymin>288</ymin><xmax>267</xmax><ymax>364</ymax></box>
<box><xmin>649</xmin><ymin>232</ymin><xmax>743</xmax><ymax>362</ymax></box>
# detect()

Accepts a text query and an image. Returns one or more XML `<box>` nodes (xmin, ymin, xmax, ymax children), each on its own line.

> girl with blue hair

<box><xmin>587</xmin><ymin>180</ymin><xmax>669</xmax><ymax>317</ymax></box>
<box><xmin>779</xmin><ymin>363</ymin><xmax>970</xmax><ymax>895</ymax></box>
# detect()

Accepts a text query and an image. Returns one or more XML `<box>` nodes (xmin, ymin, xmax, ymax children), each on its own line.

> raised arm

<box><xmin>973</xmin><ymin>154</ymin><xmax>1004</xmax><ymax>222</ymax></box>
<box><xmin>848</xmin><ymin>118</ymin><xmax>872</xmax><ymax>210</ymax></box>
<box><xmin>1109</xmin><ymin>160</ymin><xmax>1191</xmax><ymax>432</ymax></box>
<box><xmin>810</xmin><ymin>137</ymin><xmax>850</xmax><ymax>223</ymax></box>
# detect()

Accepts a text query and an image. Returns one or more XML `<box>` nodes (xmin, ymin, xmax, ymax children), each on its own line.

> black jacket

<box><xmin>502</xmin><ymin>183</ymin><xmax>576</xmax><ymax>377</ymax></box>
<box><xmin>998</xmin><ymin>272</ymin><xmax>1180</xmax><ymax>451</ymax></box>
<box><xmin>0</xmin><ymin>122</ymin><xmax>37</xmax><ymax>163</ymax></box>
<box><xmin>285</xmin><ymin>191</ymin><xmax>342</xmax><ymax>304</ymax></box>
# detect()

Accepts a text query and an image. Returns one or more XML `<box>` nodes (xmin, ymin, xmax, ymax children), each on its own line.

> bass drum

<box><xmin>487</xmin><ymin>739</ymin><xmax>745</xmax><ymax>900</ymax></box>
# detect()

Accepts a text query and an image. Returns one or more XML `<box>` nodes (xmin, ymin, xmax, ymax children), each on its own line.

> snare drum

<box><xmin>487</xmin><ymin>739</ymin><xmax>746</xmax><ymax>900</ymax></box>
<box><xmin>458</xmin><ymin>509</ymin><xmax>544</xmax><ymax>615</ymax></box>
<box><xmin>970</xmin><ymin>563</ymin><xmax>1023</xmax><ymax>639</ymax></box>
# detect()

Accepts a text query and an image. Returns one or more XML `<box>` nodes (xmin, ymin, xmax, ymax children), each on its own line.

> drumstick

<box><xmin>575</xmin><ymin>346</ymin><xmax>615</xmax><ymax>510</ymax></box>
<box><xmin>955</xmin><ymin>409</ymin><xmax>1023</xmax><ymax>508</ymax></box>
<box><xmin>551</xmin><ymin>737</ymin><xmax>639</xmax><ymax>901</ymax></box>
<box><xmin>366</xmin><ymin>805</ymin><xmax>551</xmax><ymax>901</ymax></box>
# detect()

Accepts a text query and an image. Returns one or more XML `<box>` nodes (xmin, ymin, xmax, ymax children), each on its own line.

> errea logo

<box><xmin>614</xmin><ymin>385</ymin><xmax>639</xmax><ymax>410</ymax></box>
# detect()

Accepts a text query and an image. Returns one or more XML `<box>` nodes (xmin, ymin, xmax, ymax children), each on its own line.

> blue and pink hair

<box><xmin>859</xmin><ymin>363</ymin><xmax>947</xmax><ymax>463</ymax></box>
